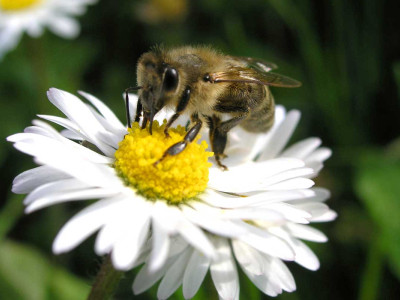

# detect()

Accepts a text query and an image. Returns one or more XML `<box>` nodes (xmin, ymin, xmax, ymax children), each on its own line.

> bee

<box><xmin>126</xmin><ymin>45</ymin><xmax>301</xmax><ymax>170</ymax></box>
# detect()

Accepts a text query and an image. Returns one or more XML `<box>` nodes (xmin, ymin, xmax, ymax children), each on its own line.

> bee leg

<box><xmin>154</xmin><ymin>115</ymin><xmax>202</xmax><ymax>166</ymax></box>
<box><xmin>164</xmin><ymin>87</ymin><xmax>191</xmax><ymax>138</ymax></box>
<box><xmin>134</xmin><ymin>98</ymin><xmax>143</xmax><ymax>123</ymax></box>
<box><xmin>141</xmin><ymin>113</ymin><xmax>149</xmax><ymax>129</ymax></box>
<box><xmin>209</xmin><ymin>114</ymin><xmax>247</xmax><ymax>171</ymax></box>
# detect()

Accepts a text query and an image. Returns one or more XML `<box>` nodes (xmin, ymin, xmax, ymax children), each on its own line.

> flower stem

<box><xmin>88</xmin><ymin>255</ymin><xmax>124</xmax><ymax>300</ymax></box>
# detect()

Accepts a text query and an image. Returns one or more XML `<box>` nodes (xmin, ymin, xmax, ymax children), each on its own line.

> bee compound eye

<box><xmin>163</xmin><ymin>67</ymin><xmax>179</xmax><ymax>92</ymax></box>
<box><xmin>203</xmin><ymin>74</ymin><xmax>211</xmax><ymax>82</ymax></box>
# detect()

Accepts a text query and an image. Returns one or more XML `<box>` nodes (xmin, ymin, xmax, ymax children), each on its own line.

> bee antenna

<box><xmin>124</xmin><ymin>86</ymin><xmax>142</xmax><ymax>128</ymax></box>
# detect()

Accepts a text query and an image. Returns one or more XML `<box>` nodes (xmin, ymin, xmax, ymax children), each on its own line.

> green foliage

<box><xmin>356</xmin><ymin>148</ymin><xmax>400</xmax><ymax>280</ymax></box>
<box><xmin>0</xmin><ymin>240</ymin><xmax>89</xmax><ymax>300</ymax></box>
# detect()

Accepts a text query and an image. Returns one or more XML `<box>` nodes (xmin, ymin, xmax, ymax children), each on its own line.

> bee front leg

<box><xmin>154</xmin><ymin>114</ymin><xmax>202</xmax><ymax>166</ymax></box>
<box><xmin>164</xmin><ymin>87</ymin><xmax>191</xmax><ymax>138</ymax></box>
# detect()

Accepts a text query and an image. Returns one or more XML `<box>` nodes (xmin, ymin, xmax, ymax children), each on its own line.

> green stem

<box><xmin>359</xmin><ymin>234</ymin><xmax>384</xmax><ymax>300</ymax></box>
<box><xmin>87</xmin><ymin>255</ymin><xmax>124</xmax><ymax>300</ymax></box>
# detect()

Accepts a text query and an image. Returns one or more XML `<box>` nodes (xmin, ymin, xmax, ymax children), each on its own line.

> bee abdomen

<box><xmin>240</xmin><ymin>87</ymin><xmax>275</xmax><ymax>133</ymax></box>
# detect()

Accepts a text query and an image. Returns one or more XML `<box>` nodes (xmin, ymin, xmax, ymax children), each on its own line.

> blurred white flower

<box><xmin>0</xmin><ymin>0</ymin><xmax>97</xmax><ymax>59</ymax></box>
<box><xmin>8</xmin><ymin>88</ymin><xmax>335</xmax><ymax>299</ymax></box>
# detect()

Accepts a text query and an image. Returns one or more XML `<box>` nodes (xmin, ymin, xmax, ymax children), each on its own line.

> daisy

<box><xmin>8</xmin><ymin>88</ymin><xmax>335</xmax><ymax>299</ymax></box>
<box><xmin>132</xmin><ymin>104</ymin><xmax>337</xmax><ymax>299</ymax></box>
<box><xmin>0</xmin><ymin>0</ymin><xmax>97</xmax><ymax>59</ymax></box>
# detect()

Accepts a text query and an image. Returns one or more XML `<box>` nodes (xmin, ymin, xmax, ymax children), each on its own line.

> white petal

<box><xmin>305</xmin><ymin>147</ymin><xmax>332</xmax><ymax>164</ymax></box>
<box><xmin>177</xmin><ymin>217</ymin><xmax>216</xmax><ymax>259</ymax></box>
<box><xmin>111</xmin><ymin>205</ymin><xmax>151</xmax><ymax>271</ymax></box>
<box><xmin>167</xmin><ymin>236</ymin><xmax>191</xmax><ymax>257</ymax></box>
<box><xmin>60</xmin><ymin>129</ymin><xmax>84</xmax><ymax>140</ymax></box>
<box><xmin>181</xmin><ymin>205</ymin><xmax>247</xmax><ymax>238</ymax></box>
<box><xmin>126</xmin><ymin>93</ymin><xmax>139</xmax><ymax>124</ymax></box>
<box><xmin>236</xmin><ymin>221</ymin><xmax>295</xmax><ymax>261</ymax></box>
<box><xmin>79</xmin><ymin>91</ymin><xmax>125</xmax><ymax>130</ymax></box>
<box><xmin>24</xmin><ymin>178</ymin><xmax>88</xmax><ymax>204</ymax></box>
<box><xmin>203</xmin><ymin>189</ymin><xmax>315</xmax><ymax>209</ymax></box>
<box><xmin>208</xmin><ymin>158</ymin><xmax>306</xmax><ymax>193</ymax></box>
<box><xmin>46</xmin><ymin>88</ymin><xmax>115</xmax><ymax>156</ymax></box>
<box><xmin>293</xmin><ymin>187</ymin><xmax>331</xmax><ymax>204</ymax></box>
<box><xmin>148</xmin><ymin>219</ymin><xmax>170</xmax><ymax>272</ymax></box>
<box><xmin>266</xmin><ymin>178</ymin><xmax>315</xmax><ymax>191</ymax></box>
<box><xmin>26</xmin><ymin>21</ymin><xmax>44</xmax><ymax>37</ymax></box>
<box><xmin>94</xmin><ymin>197</ymin><xmax>145</xmax><ymax>255</ymax></box>
<box><xmin>12</xmin><ymin>166</ymin><xmax>69</xmax><ymax>194</ymax></box>
<box><xmin>269</xmin><ymin>257</ymin><xmax>296</xmax><ymax>292</ymax></box>
<box><xmin>280</xmin><ymin>137</ymin><xmax>322</xmax><ymax>159</ymax></box>
<box><xmin>210</xmin><ymin>238</ymin><xmax>240</xmax><ymax>300</ymax></box>
<box><xmin>292</xmin><ymin>239</ymin><xmax>320</xmax><ymax>270</ymax></box>
<box><xmin>311</xmin><ymin>210</ymin><xmax>337</xmax><ymax>222</ymax></box>
<box><xmin>269</xmin><ymin>228</ymin><xmax>320</xmax><ymax>270</ymax></box>
<box><xmin>262</xmin><ymin>203</ymin><xmax>312</xmax><ymax>224</ymax></box>
<box><xmin>232</xmin><ymin>239</ymin><xmax>264</xmax><ymax>275</ymax></box>
<box><xmin>224</xmin><ymin>128</ymin><xmax>269</xmax><ymax>165</ymax></box>
<box><xmin>193</xmin><ymin>201</ymin><xmax>283</xmax><ymax>223</ymax></box>
<box><xmin>12</xmin><ymin>127</ymin><xmax>112</xmax><ymax>164</ymax></box>
<box><xmin>52</xmin><ymin>196</ymin><xmax>125</xmax><ymax>254</ymax></box>
<box><xmin>85</xmin><ymin>104</ymin><xmax>126</xmax><ymax>144</ymax></box>
<box><xmin>0</xmin><ymin>23</ymin><xmax>23</xmax><ymax>59</ymax></box>
<box><xmin>182</xmin><ymin>250</ymin><xmax>211</xmax><ymax>299</ymax></box>
<box><xmin>133</xmin><ymin>254</ymin><xmax>183</xmax><ymax>295</ymax></box>
<box><xmin>258</xmin><ymin>110</ymin><xmax>301</xmax><ymax>160</ymax></box>
<box><xmin>257</xmin><ymin>168</ymin><xmax>315</xmax><ymax>190</ymax></box>
<box><xmin>47</xmin><ymin>15</ymin><xmax>80</xmax><ymax>38</ymax></box>
<box><xmin>285</xmin><ymin>223</ymin><xmax>328</xmax><ymax>242</ymax></box>
<box><xmin>12</xmin><ymin>134</ymin><xmax>120</xmax><ymax>188</ymax></box>
<box><xmin>151</xmin><ymin>202</ymin><xmax>180</xmax><ymax>234</ymax></box>
<box><xmin>294</xmin><ymin>202</ymin><xmax>329</xmax><ymax>219</ymax></box>
<box><xmin>38</xmin><ymin>114</ymin><xmax>83</xmax><ymax>138</ymax></box>
<box><xmin>244</xmin><ymin>268</ymin><xmax>282</xmax><ymax>297</ymax></box>
<box><xmin>157</xmin><ymin>248</ymin><xmax>193</xmax><ymax>300</ymax></box>
<box><xmin>25</xmin><ymin>185</ymin><xmax>118</xmax><ymax>213</ymax></box>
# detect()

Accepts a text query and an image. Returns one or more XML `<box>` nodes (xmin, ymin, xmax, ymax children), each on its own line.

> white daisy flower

<box><xmin>8</xmin><ymin>88</ymin><xmax>335</xmax><ymax>299</ymax></box>
<box><xmin>0</xmin><ymin>0</ymin><xmax>97</xmax><ymax>59</ymax></box>
<box><xmin>133</xmin><ymin>103</ymin><xmax>337</xmax><ymax>299</ymax></box>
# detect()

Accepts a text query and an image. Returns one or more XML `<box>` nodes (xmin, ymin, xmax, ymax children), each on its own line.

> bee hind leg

<box><xmin>209</xmin><ymin>114</ymin><xmax>247</xmax><ymax>171</ymax></box>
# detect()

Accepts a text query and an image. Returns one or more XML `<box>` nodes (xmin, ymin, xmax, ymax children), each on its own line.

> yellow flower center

<box><xmin>0</xmin><ymin>0</ymin><xmax>41</xmax><ymax>11</ymax></box>
<box><xmin>114</xmin><ymin>120</ymin><xmax>213</xmax><ymax>204</ymax></box>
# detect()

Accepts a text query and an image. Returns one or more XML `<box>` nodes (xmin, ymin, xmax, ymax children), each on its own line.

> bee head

<box><xmin>137</xmin><ymin>52</ymin><xmax>179</xmax><ymax>133</ymax></box>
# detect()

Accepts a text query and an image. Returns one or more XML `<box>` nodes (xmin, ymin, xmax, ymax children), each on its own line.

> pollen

<box><xmin>0</xmin><ymin>0</ymin><xmax>41</xmax><ymax>11</ymax></box>
<box><xmin>114</xmin><ymin>120</ymin><xmax>213</xmax><ymax>204</ymax></box>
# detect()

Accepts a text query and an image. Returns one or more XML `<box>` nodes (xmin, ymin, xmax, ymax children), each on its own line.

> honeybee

<box><xmin>127</xmin><ymin>45</ymin><xmax>301</xmax><ymax>170</ymax></box>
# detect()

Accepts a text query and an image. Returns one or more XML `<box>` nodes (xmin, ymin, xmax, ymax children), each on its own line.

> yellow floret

<box><xmin>114</xmin><ymin>120</ymin><xmax>213</xmax><ymax>204</ymax></box>
<box><xmin>0</xmin><ymin>0</ymin><xmax>41</xmax><ymax>11</ymax></box>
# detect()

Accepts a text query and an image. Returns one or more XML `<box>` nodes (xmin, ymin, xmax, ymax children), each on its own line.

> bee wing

<box><xmin>209</xmin><ymin>67</ymin><xmax>301</xmax><ymax>88</ymax></box>
<box><xmin>228</xmin><ymin>56</ymin><xmax>278</xmax><ymax>73</ymax></box>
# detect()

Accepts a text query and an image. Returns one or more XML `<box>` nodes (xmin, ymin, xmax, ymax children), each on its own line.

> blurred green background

<box><xmin>1</xmin><ymin>0</ymin><xmax>400</xmax><ymax>299</ymax></box>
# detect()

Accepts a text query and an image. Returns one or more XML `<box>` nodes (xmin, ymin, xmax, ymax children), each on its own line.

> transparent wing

<box><xmin>209</xmin><ymin>67</ymin><xmax>301</xmax><ymax>88</ymax></box>
<box><xmin>228</xmin><ymin>56</ymin><xmax>278</xmax><ymax>73</ymax></box>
